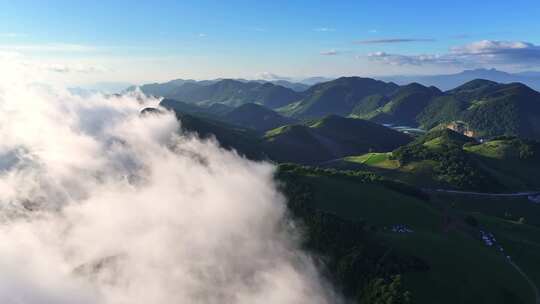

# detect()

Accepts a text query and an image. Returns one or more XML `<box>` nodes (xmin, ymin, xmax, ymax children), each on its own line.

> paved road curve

<box><xmin>509</xmin><ymin>261</ymin><xmax>540</xmax><ymax>304</ymax></box>
<box><xmin>425</xmin><ymin>188</ymin><xmax>540</xmax><ymax>198</ymax></box>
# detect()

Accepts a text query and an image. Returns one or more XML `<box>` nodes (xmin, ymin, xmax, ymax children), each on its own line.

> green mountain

<box><xmin>165</xmin><ymin>79</ymin><xmax>303</xmax><ymax>108</ymax></box>
<box><xmin>134</xmin><ymin>78</ymin><xmax>303</xmax><ymax>108</ymax></box>
<box><xmin>262</xmin><ymin>115</ymin><xmax>412</xmax><ymax>163</ymax></box>
<box><xmin>204</xmin><ymin>102</ymin><xmax>235</xmax><ymax>116</ymax></box>
<box><xmin>151</xmin><ymin>102</ymin><xmax>540</xmax><ymax>304</ymax></box>
<box><xmin>156</xmin><ymin>102</ymin><xmax>265</xmax><ymax>159</ymax></box>
<box><xmin>417</xmin><ymin>80</ymin><xmax>540</xmax><ymax>139</ymax></box>
<box><xmin>222</xmin><ymin>103</ymin><xmax>297</xmax><ymax>132</ymax></box>
<box><xmin>173</xmin><ymin>112</ymin><xmax>266</xmax><ymax>159</ymax></box>
<box><xmin>149</xmin><ymin>77</ymin><xmax>540</xmax><ymax>140</ymax></box>
<box><xmin>154</xmin><ymin>78</ymin><xmax>540</xmax><ymax>304</ymax></box>
<box><xmin>158</xmin><ymin>104</ymin><xmax>412</xmax><ymax>164</ymax></box>
<box><xmin>459</xmin><ymin>82</ymin><xmax>540</xmax><ymax>139</ymax></box>
<box><xmin>365</xmin><ymin>83</ymin><xmax>442</xmax><ymax>126</ymax></box>
<box><xmin>331</xmin><ymin>129</ymin><xmax>540</xmax><ymax>192</ymax></box>
<box><xmin>446</xmin><ymin>79</ymin><xmax>500</xmax><ymax>99</ymax></box>
<box><xmin>463</xmin><ymin>136</ymin><xmax>540</xmax><ymax>190</ymax></box>
<box><xmin>350</xmin><ymin>94</ymin><xmax>390</xmax><ymax>117</ymax></box>
<box><xmin>279</xmin><ymin>77</ymin><xmax>399</xmax><ymax>118</ymax></box>
<box><xmin>416</xmin><ymin>79</ymin><xmax>504</xmax><ymax>130</ymax></box>
<box><xmin>159</xmin><ymin>98</ymin><xmax>212</xmax><ymax>116</ymax></box>
<box><xmin>128</xmin><ymin>79</ymin><xmax>198</xmax><ymax>97</ymax></box>
<box><xmin>265</xmin><ymin>80</ymin><xmax>309</xmax><ymax>92</ymax></box>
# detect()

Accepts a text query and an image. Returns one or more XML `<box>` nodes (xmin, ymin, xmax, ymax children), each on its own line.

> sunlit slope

<box><xmin>263</xmin><ymin>115</ymin><xmax>412</xmax><ymax>163</ymax></box>
<box><xmin>331</xmin><ymin>130</ymin><xmax>540</xmax><ymax>192</ymax></box>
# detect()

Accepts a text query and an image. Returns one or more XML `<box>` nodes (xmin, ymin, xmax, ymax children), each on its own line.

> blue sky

<box><xmin>1</xmin><ymin>0</ymin><xmax>539</xmax><ymax>85</ymax></box>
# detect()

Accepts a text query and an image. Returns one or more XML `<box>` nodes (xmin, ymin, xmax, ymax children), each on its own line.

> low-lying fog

<box><xmin>0</xmin><ymin>59</ymin><xmax>338</xmax><ymax>304</ymax></box>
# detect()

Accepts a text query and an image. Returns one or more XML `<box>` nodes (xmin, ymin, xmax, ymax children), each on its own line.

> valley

<box><xmin>135</xmin><ymin>75</ymin><xmax>540</xmax><ymax>304</ymax></box>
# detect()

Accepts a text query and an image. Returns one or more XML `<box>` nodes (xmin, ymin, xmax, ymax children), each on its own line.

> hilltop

<box><xmin>133</xmin><ymin>78</ymin><xmax>304</xmax><ymax>108</ymax></box>
<box><xmin>279</xmin><ymin>77</ymin><xmax>399</xmax><ymax>118</ymax></box>
<box><xmin>381</xmin><ymin>68</ymin><xmax>540</xmax><ymax>91</ymax></box>
<box><xmin>330</xmin><ymin>129</ymin><xmax>540</xmax><ymax>192</ymax></box>
<box><xmin>262</xmin><ymin>115</ymin><xmax>412</xmax><ymax>163</ymax></box>
<box><xmin>221</xmin><ymin>103</ymin><xmax>297</xmax><ymax>132</ymax></box>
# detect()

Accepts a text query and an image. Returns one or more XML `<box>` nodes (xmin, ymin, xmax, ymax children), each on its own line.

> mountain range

<box><xmin>145</xmin><ymin>81</ymin><xmax>540</xmax><ymax>304</ymax></box>
<box><xmin>136</xmin><ymin>73</ymin><xmax>540</xmax><ymax>140</ymax></box>
<box><xmin>381</xmin><ymin>68</ymin><xmax>540</xmax><ymax>91</ymax></box>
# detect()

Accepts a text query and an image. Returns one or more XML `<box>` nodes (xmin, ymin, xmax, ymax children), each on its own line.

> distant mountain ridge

<box><xmin>278</xmin><ymin>77</ymin><xmax>540</xmax><ymax>140</ymax></box>
<box><xmin>137</xmin><ymin>73</ymin><xmax>540</xmax><ymax>140</ymax></box>
<box><xmin>279</xmin><ymin>77</ymin><xmax>399</xmax><ymax>118</ymax></box>
<box><xmin>153</xmin><ymin>103</ymin><xmax>412</xmax><ymax>164</ymax></box>
<box><xmin>381</xmin><ymin>68</ymin><xmax>540</xmax><ymax>91</ymax></box>
<box><xmin>130</xmin><ymin>78</ymin><xmax>305</xmax><ymax>108</ymax></box>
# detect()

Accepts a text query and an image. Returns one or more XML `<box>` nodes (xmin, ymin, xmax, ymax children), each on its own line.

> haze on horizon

<box><xmin>2</xmin><ymin>2</ymin><xmax>540</xmax><ymax>304</ymax></box>
<box><xmin>1</xmin><ymin>0</ymin><xmax>540</xmax><ymax>87</ymax></box>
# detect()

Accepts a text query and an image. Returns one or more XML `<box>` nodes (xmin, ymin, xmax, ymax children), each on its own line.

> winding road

<box><xmin>430</xmin><ymin>188</ymin><xmax>540</xmax><ymax>303</ymax></box>
<box><xmin>425</xmin><ymin>188</ymin><xmax>540</xmax><ymax>200</ymax></box>
<box><xmin>510</xmin><ymin>261</ymin><xmax>540</xmax><ymax>304</ymax></box>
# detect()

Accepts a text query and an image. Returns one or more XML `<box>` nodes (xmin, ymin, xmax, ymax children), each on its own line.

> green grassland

<box><xmin>332</xmin><ymin>131</ymin><xmax>540</xmax><ymax>192</ymax></box>
<box><xmin>465</xmin><ymin>140</ymin><xmax>540</xmax><ymax>190</ymax></box>
<box><xmin>262</xmin><ymin>115</ymin><xmax>412</xmax><ymax>164</ymax></box>
<box><xmin>344</xmin><ymin>152</ymin><xmax>399</xmax><ymax>169</ymax></box>
<box><xmin>430</xmin><ymin>192</ymin><xmax>540</xmax><ymax>303</ymax></box>
<box><xmin>279</xmin><ymin>165</ymin><xmax>537</xmax><ymax>304</ymax></box>
<box><xmin>337</xmin><ymin>153</ymin><xmax>449</xmax><ymax>189</ymax></box>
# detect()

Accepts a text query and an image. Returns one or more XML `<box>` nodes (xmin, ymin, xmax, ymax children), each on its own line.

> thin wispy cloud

<box><xmin>320</xmin><ymin>50</ymin><xmax>338</xmax><ymax>56</ymax></box>
<box><xmin>355</xmin><ymin>38</ymin><xmax>435</xmax><ymax>44</ymax></box>
<box><xmin>366</xmin><ymin>40</ymin><xmax>540</xmax><ymax>67</ymax></box>
<box><xmin>42</xmin><ymin>63</ymin><xmax>108</xmax><ymax>73</ymax></box>
<box><xmin>0</xmin><ymin>43</ymin><xmax>98</xmax><ymax>53</ymax></box>
<box><xmin>366</xmin><ymin>51</ymin><xmax>458</xmax><ymax>66</ymax></box>
<box><xmin>314</xmin><ymin>27</ymin><xmax>335</xmax><ymax>32</ymax></box>
<box><xmin>198</xmin><ymin>33</ymin><xmax>207</xmax><ymax>37</ymax></box>
<box><xmin>368</xmin><ymin>29</ymin><xmax>378</xmax><ymax>34</ymax></box>
<box><xmin>0</xmin><ymin>32</ymin><xmax>26</xmax><ymax>38</ymax></box>
<box><xmin>255</xmin><ymin>72</ymin><xmax>291</xmax><ymax>81</ymax></box>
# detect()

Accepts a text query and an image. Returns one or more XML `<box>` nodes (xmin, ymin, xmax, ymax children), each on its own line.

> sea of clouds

<box><xmin>0</xmin><ymin>57</ymin><xmax>338</xmax><ymax>304</ymax></box>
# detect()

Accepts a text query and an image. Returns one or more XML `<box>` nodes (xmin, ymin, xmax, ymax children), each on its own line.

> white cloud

<box><xmin>355</xmin><ymin>38</ymin><xmax>435</xmax><ymax>44</ymax></box>
<box><xmin>0</xmin><ymin>59</ymin><xmax>339</xmax><ymax>304</ymax></box>
<box><xmin>40</xmin><ymin>63</ymin><xmax>108</xmax><ymax>73</ymax></box>
<box><xmin>255</xmin><ymin>72</ymin><xmax>291</xmax><ymax>81</ymax></box>
<box><xmin>367</xmin><ymin>51</ymin><xmax>457</xmax><ymax>66</ymax></box>
<box><xmin>0</xmin><ymin>43</ymin><xmax>98</xmax><ymax>53</ymax></box>
<box><xmin>366</xmin><ymin>40</ymin><xmax>540</xmax><ymax>67</ymax></box>
<box><xmin>452</xmin><ymin>40</ymin><xmax>535</xmax><ymax>55</ymax></box>
<box><xmin>451</xmin><ymin>40</ymin><xmax>540</xmax><ymax>63</ymax></box>
<box><xmin>313</xmin><ymin>27</ymin><xmax>335</xmax><ymax>32</ymax></box>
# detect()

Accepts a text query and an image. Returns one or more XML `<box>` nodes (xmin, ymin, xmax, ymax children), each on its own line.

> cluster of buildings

<box><xmin>390</xmin><ymin>224</ymin><xmax>414</xmax><ymax>233</ymax></box>
<box><xmin>480</xmin><ymin>230</ymin><xmax>511</xmax><ymax>260</ymax></box>
<box><xmin>480</xmin><ymin>230</ymin><xmax>496</xmax><ymax>246</ymax></box>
